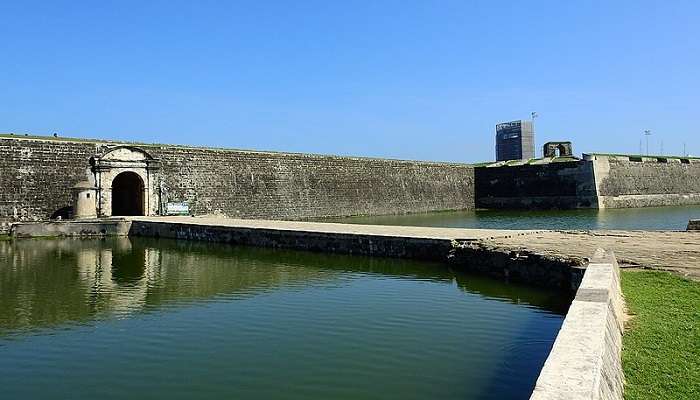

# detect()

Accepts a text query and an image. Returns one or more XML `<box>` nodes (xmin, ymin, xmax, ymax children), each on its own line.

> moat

<box><xmin>0</xmin><ymin>237</ymin><xmax>567</xmax><ymax>400</ymax></box>
<box><xmin>327</xmin><ymin>205</ymin><xmax>700</xmax><ymax>231</ymax></box>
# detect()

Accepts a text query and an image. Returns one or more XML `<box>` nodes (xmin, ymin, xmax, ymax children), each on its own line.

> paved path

<box><xmin>131</xmin><ymin>217</ymin><xmax>700</xmax><ymax>279</ymax></box>
<box><xmin>490</xmin><ymin>230</ymin><xmax>700</xmax><ymax>279</ymax></box>
<box><xmin>131</xmin><ymin>216</ymin><xmax>541</xmax><ymax>240</ymax></box>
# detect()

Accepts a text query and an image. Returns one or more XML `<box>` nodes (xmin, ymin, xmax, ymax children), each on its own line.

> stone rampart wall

<box><xmin>0</xmin><ymin>136</ymin><xmax>474</xmax><ymax>222</ymax></box>
<box><xmin>0</xmin><ymin>138</ymin><xmax>97</xmax><ymax>221</ymax></box>
<box><xmin>589</xmin><ymin>154</ymin><xmax>700</xmax><ymax>208</ymax></box>
<box><xmin>474</xmin><ymin>160</ymin><xmax>598</xmax><ymax>209</ymax></box>
<box><xmin>150</xmin><ymin>145</ymin><xmax>474</xmax><ymax>219</ymax></box>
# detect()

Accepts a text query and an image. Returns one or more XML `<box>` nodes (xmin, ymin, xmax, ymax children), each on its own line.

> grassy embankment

<box><xmin>621</xmin><ymin>270</ymin><xmax>699</xmax><ymax>400</ymax></box>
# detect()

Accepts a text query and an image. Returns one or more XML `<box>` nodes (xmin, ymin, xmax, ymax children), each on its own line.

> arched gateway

<box><xmin>111</xmin><ymin>171</ymin><xmax>145</xmax><ymax>216</ymax></box>
<box><xmin>90</xmin><ymin>146</ymin><xmax>161</xmax><ymax>217</ymax></box>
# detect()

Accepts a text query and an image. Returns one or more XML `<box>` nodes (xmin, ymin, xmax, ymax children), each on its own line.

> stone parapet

<box><xmin>530</xmin><ymin>249</ymin><xmax>625</xmax><ymax>400</ymax></box>
<box><xmin>10</xmin><ymin>220</ymin><xmax>132</xmax><ymax>238</ymax></box>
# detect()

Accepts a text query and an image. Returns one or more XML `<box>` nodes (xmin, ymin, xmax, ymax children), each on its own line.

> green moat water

<box><xmin>0</xmin><ymin>238</ymin><xmax>567</xmax><ymax>400</ymax></box>
<box><xmin>327</xmin><ymin>205</ymin><xmax>700</xmax><ymax>231</ymax></box>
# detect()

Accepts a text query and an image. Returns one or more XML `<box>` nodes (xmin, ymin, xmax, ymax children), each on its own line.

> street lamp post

<box><xmin>531</xmin><ymin>112</ymin><xmax>538</xmax><ymax>157</ymax></box>
<box><xmin>644</xmin><ymin>130</ymin><xmax>652</xmax><ymax>156</ymax></box>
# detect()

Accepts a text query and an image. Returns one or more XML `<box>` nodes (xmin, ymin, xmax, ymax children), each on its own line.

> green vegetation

<box><xmin>0</xmin><ymin>235</ymin><xmax>11</xmax><ymax>241</ymax></box>
<box><xmin>621</xmin><ymin>270</ymin><xmax>700</xmax><ymax>400</ymax></box>
<box><xmin>472</xmin><ymin>156</ymin><xmax>581</xmax><ymax>168</ymax></box>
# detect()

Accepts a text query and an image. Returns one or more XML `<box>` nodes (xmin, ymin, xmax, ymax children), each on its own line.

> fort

<box><xmin>2</xmin><ymin>134</ymin><xmax>700</xmax><ymax>232</ymax></box>
<box><xmin>2</xmin><ymin>133</ymin><xmax>699</xmax><ymax>400</ymax></box>
<box><xmin>0</xmin><ymin>134</ymin><xmax>474</xmax><ymax>228</ymax></box>
<box><xmin>475</xmin><ymin>153</ymin><xmax>700</xmax><ymax>209</ymax></box>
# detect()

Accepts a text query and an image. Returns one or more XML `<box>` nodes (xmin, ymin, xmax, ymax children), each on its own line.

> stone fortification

<box><xmin>474</xmin><ymin>159</ymin><xmax>598</xmax><ymax>209</ymax></box>
<box><xmin>474</xmin><ymin>154</ymin><xmax>700</xmax><ymax>210</ymax></box>
<box><xmin>3</xmin><ymin>134</ymin><xmax>699</xmax><ymax>223</ymax></box>
<box><xmin>588</xmin><ymin>154</ymin><xmax>700</xmax><ymax>208</ymax></box>
<box><xmin>0</xmin><ymin>135</ymin><xmax>474</xmax><ymax>224</ymax></box>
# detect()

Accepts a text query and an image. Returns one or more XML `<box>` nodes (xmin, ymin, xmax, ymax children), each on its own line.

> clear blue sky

<box><xmin>1</xmin><ymin>1</ymin><xmax>698</xmax><ymax>162</ymax></box>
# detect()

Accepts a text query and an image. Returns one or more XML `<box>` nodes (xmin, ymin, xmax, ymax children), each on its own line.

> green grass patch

<box><xmin>0</xmin><ymin>234</ymin><xmax>10</xmax><ymax>241</ymax></box>
<box><xmin>621</xmin><ymin>270</ymin><xmax>700</xmax><ymax>400</ymax></box>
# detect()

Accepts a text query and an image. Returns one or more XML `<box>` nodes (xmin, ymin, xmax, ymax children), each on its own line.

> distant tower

<box><xmin>495</xmin><ymin>120</ymin><xmax>535</xmax><ymax>161</ymax></box>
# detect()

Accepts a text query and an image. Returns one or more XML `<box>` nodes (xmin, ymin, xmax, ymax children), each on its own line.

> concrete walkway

<box><xmin>130</xmin><ymin>216</ymin><xmax>700</xmax><ymax>279</ymax></box>
<box><xmin>130</xmin><ymin>216</ymin><xmax>541</xmax><ymax>240</ymax></box>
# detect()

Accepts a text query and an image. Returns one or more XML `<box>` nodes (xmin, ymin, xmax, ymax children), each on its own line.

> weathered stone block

<box><xmin>0</xmin><ymin>136</ymin><xmax>475</xmax><ymax>221</ymax></box>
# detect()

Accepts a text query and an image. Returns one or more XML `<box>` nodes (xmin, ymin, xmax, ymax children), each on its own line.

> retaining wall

<box><xmin>474</xmin><ymin>160</ymin><xmax>598</xmax><ymax>209</ymax></box>
<box><xmin>10</xmin><ymin>220</ymin><xmax>132</xmax><ymax>238</ymax></box>
<box><xmin>128</xmin><ymin>218</ymin><xmax>584</xmax><ymax>290</ymax></box>
<box><xmin>530</xmin><ymin>249</ymin><xmax>625</xmax><ymax>400</ymax></box>
<box><xmin>129</xmin><ymin>219</ymin><xmax>456</xmax><ymax>262</ymax></box>
<box><xmin>448</xmin><ymin>241</ymin><xmax>585</xmax><ymax>291</ymax></box>
<box><xmin>474</xmin><ymin>154</ymin><xmax>700</xmax><ymax>210</ymax></box>
<box><xmin>589</xmin><ymin>154</ymin><xmax>700</xmax><ymax>208</ymax></box>
<box><xmin>0</xmin><ymin>135</ymin><xmax>474</xmax><ymax>223</ymax></box>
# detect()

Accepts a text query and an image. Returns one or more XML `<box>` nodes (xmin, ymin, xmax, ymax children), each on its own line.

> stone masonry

<box><xmin>2</xmin><ymin>135</ymin><xmax>700</xmax><ymax>225</ymax></box>
<box><xmin>0</xmin><ymin>135</ymin><xmax>475</xmax><ymax>225</ymax></box>
<box><xmin>589</xmin><ymin>154</ymin><xmax>700</xmax><ymax>208</ymax></box>
<box><xmin>475</xmin><ymin>160</ymin><xmax>598</xmax><ymax>209</ymax></box>
<box><xmin>475</xmin><ymin>154</ymin><xmax>700</xmax><ymax>209</ymax></box>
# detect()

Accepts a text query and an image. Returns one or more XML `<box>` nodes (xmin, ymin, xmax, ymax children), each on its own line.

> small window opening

<box><xmin>86</xmin><ymin>193</ymin><xmax>91</xmax><ymax>198</ymax></box>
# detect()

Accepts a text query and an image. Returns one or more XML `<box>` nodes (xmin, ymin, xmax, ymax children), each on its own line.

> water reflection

<box><xmin>0</xmin><ymin>238</ymin><xmax>567</xmax><ymax>400</ymax></box>
<box><xmin>0</xmin><ymin>238</ymin><xmax>567</xmax><ymax>335</ymax></box>
<box><xmin>325</xmin><ymin>205</ymin><xmax>700</xmax><ymax>230</ymax></box>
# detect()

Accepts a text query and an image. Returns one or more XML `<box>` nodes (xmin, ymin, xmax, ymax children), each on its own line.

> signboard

<box><xmin>495</xmin><ymin>120</ymin><xmax>521</xmax><ymax>131</ymax></box>
<box><xmin>166</xmin><ymin>202</ymin><xmax>190</xmax><ymax>216</ymax></box>
<box><xmin>496</xmin><ymin>120</ymin><xmax>523</xmax><ymax>140</ymax></box>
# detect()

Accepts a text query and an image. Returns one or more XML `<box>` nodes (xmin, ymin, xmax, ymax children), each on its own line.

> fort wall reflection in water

<box><xmin>0</xmin><ymin>238</ymin><xmax>345</xmax><ymax>332</ymax></box>
<box><xmin>1</xmin><ymin>238</ymin><xmax>568</xmax><ymax>400</ymax></box>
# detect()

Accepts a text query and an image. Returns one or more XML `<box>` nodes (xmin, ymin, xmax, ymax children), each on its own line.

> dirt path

<box><xmin>488</xmin><ymin>230</ymin><xmax>700</xmax><ymax>279</ymax></box>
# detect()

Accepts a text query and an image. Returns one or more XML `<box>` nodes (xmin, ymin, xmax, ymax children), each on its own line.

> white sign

<box><xmin>496</xmin><ymin>120</ymin><xmax>522</xmax><ymax>131</ymax></box>
<box><xmin>166</xmin><ymin>202</ymin><xmax>190</xmax><ymax>215</ymax></box>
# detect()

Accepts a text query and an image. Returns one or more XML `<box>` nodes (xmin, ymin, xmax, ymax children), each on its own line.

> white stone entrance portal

<box><xmin>91</xmin><ymin>146</ymin><xmax>161</xmax><ymax>217</ymax></box>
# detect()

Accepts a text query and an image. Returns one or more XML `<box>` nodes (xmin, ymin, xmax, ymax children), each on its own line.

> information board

<box><xmin>166</xmin><ymin>202</ymin><xmax>190</xmax><ymax>216</ymax></box>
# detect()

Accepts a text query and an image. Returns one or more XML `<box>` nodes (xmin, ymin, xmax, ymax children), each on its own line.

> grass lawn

<box><xmin>621</xmin><ymin>270</ymin><xmax>700</xmax><ymax>400</ymax></box>
<box><xmin>0</xmin><ymin>235</ymin><xmax>10</xmax><ymax>241</ymax></box>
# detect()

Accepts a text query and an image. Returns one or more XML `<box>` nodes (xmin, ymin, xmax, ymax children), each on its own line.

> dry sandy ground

<box><xmin>488</xmin><ymin>230</ymin><xmax>700</xmax><ymax>279</ymax></box>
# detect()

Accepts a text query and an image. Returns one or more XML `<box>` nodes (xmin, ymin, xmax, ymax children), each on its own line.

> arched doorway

<box><xmin>557</xmin><ymin>144</ymin><xmax>567</xmax><ymax>157</ymax></box>
<box><xmin>111</xmin><ymin>172</ymin><xmax>145</xmax><ymax>216</ymax></box>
